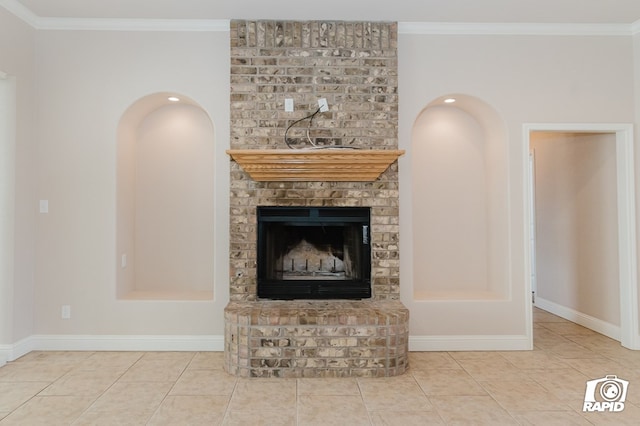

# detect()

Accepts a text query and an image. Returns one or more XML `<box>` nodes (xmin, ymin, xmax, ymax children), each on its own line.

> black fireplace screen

<box><xmin>257</xmin><ymin>206</ymin><xmax>371</xmax><ymax>299</ymax></box>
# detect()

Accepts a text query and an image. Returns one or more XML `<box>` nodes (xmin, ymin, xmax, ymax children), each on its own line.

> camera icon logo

<box><xmin>583</xmin><ymin>375</ymin><xmax>629</xmax><ymax>412</ymax></box>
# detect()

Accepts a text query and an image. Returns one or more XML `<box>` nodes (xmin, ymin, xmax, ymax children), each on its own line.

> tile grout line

<box><xmin>144</xmin><ymin>352</ymin><xmax>196</xmax><ymax>425</ymax></box>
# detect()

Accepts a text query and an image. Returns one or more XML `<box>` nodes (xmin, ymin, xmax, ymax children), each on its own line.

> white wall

<box><xmin>634</xmin><ymin>33</ymin><xmax>640</xmax><ymax>338</ymax></box>
<box><xmin>532</xmin><ymin>132</ymin><xmax>619</xmax><ymax>326</ymax></box>
<box><xmin>399</xmin><ymin>34</ymin><xmax>636</xmax><ymax>349</ymax></box>
<box><xmin>32</xmin><ymin>30</ymin><xmax>229</xmax><ymax>337</ymax></box>
<box><xmin>0</xmin><ymin>9</ymin><xmax>36</xmax><ymax>348</ymax></box>
<box><xmin>0</xmin><ymin>73</ymin><xmax>16</xmax><ymax>348</ymax></box>
<box><xmin>2</xmin><ymin>14</ymin><xmax>639</xmax><ymax>353</ymax></box>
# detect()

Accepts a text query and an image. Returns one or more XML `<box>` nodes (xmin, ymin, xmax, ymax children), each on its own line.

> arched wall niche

<box><xmin>411</xmin><ymin>94</ymin><xmax>509</xmax><ymax>300</ymax></box>
<box><xmin>116</xmin><ymin>92</ymin><xmax>215</xmax><ymax>300</ymax></box>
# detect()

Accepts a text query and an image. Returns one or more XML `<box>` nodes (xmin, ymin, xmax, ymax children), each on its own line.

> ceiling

<box><xmin>9</xmin><ymin>0</ymin><xmax>640</xmax><ymax>25</ymax></box>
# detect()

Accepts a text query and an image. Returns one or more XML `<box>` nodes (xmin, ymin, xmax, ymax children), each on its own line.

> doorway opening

<box><xmin>524</xmin><ymin>124</ymin><xmax>638</xmax><ymax>350</ymax></box>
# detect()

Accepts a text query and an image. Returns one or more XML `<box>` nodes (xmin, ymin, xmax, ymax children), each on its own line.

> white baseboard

<box><xmin>535</xmin><ymin>297</ymin><xmax>621</xmax><ymax>341</ymax></box>
<box><xmin>0</xmin><ymin>335</ymin><xmax>224</xmax><ymax>362</ymax></box>
<box><xmin>1</xmin><ymin>335</ymin><xmax>37</xmax><ymax>362</ymax></box>
<box><xmin>409</xmin><ymin>335</ymin><xmax>532</xmax><ymax>351</ymax></box>
<box><xmin>0</xmin><ymin>346</ymin><xmax>9</xmax><ymax>366</ymax></box>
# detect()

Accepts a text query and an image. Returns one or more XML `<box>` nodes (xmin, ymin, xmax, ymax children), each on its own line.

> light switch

<box><xmin>39</xmin><ymin>200</ymin><xmax>48</xmax><ymax>213</ymax></box>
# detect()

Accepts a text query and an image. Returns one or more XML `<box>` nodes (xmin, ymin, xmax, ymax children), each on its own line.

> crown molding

<box><xmin>0</xmin><ymin>0</ymin><xmax>229</xmax><ymax>31</ymax></box>
<box><xmin>28</xmin><ymin>20</ymin><xmax>634</xmax><ymax>35</ymax></box>
<box><xmin>0</xmin><ymin>0</ymin><xmax>39</xmax><ymax>27</ymax></box>
<box><xmin>36</xmin><ymin>17</ymin><xmax>230</xmax><ymax>32</ymax></box>
<box><xmin>398</xmin><ymin>22</ymin><xmax>633</xmax><ymax>36</ymax></box>
<box><xmin>0</xmin><ymin>0</ymin><xmax>637</xmax><ymax>35</ymax></box>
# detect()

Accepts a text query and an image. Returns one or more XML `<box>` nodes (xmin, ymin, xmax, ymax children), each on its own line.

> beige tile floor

<box><xmin>1</xmin><ymin>307</ymin><xmax>640</xmax><ymax>425</ymax></box>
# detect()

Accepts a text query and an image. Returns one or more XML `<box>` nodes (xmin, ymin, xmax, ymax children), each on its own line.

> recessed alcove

<box><xmin>116</xmin><ymin>93</ymin><xmax>215</xmax><ymax>300</ymax></box>
<box><xmin>411</xmin><ymin>94</ymin><xmax>509</xmax><ymax>300</ymax></box>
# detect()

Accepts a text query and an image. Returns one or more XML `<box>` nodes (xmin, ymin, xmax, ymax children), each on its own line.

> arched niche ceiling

<box><xmin>116</xmin><ymin>93</ymin><xmax>215</xmax><ymax>300</ymax></box>
<box><xmin>410</xmin><ymin>94</ymin><xmax>509</xmax><ymax>300</ymax></box>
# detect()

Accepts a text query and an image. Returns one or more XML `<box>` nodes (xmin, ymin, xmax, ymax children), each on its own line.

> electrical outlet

<box><xmin>61</xmin><ymin>305</ymin><xmax>71</xmax><ymax>319</ymax></box>
<box><xmin>318</xmin><ymin>98</ymin><xmax>329</xmax><ymax>112</ymax></box>
<box><xmin>284</xmin><ymin>98</ymin><xmax>294</xmax><ymax>112</ymax></box>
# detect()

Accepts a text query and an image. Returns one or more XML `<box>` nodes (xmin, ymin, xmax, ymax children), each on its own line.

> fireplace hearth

<box><xmin>257</xmin><ymin>206</ymin><xmax>371</xmax><ymax>300</ymax></box>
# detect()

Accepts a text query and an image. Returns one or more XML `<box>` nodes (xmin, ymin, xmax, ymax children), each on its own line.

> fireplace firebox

<box><xmin>257</xmin><ymin>206</ymin><xmax>371</xmax><ymax>299</ymax></box>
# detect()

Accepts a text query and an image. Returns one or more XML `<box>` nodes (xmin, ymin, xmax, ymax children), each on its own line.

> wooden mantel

<box><xmin>226</xmin><ymin>149</ymin><xmax>405</xmax><ymax>182</ymax></box>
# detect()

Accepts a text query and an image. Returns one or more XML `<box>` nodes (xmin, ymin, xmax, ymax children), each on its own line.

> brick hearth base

<box><xmin>224</xmin><ymin>300</ymin><xmax>409</xmax><ymax>378</ymax></box>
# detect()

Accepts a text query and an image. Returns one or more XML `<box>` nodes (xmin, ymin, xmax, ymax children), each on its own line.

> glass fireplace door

<box><xmin>257</xmin><ymin>207</ymin><xmax>371</xmax><ymax>299</ymax></box>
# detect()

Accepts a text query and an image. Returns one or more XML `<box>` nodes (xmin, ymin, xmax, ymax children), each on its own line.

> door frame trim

<box><xmin>522</xmin><ymin>123</ymin><xmax>639</xmax><ymax>349</ymax></box>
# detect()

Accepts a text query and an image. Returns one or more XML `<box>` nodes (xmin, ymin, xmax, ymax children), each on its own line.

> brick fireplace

<box><xmin>224</xmin><ymin>20</ymin><xmax>409</xmax><ymax>378</ymax></box>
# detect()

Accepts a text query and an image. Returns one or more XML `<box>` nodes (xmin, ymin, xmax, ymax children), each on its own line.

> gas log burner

<box><xmin>257</xmin><ymin>206</ymin><xmax>371</xmax><ymax>300</ymax></box>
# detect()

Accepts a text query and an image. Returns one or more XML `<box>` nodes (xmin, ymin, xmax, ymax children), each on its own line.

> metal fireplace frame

<box><xmin>256</xmin><ymin>206</ymin><xmax>372</xmax><ymax>300</ymax></box>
